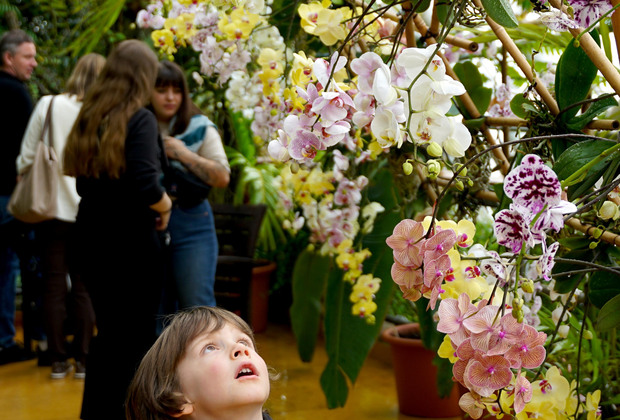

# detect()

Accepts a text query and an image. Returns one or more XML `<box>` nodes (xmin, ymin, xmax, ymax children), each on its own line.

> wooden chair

<box><xmin>212</xmin><ymin>203</ymin><xmax>266</xmax><ymax>322</ymax></box>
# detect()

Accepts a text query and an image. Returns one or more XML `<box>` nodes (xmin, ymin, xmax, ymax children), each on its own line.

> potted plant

<box><xmin>380</xmin><ymin>295</ymin><xmax>462</xmax><ymax>418</ymax></box>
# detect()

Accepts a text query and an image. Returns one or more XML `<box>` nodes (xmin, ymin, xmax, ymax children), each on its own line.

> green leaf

<box><xmin>510</xmin><ymin>94</ymin><xmax>535</xmax><ymax>119</ymax></box>
<box><xmin>290</xmin><ymin>249</ymin><xmax>330</xmax><ymax>362</ymax></box>
<box><xmin>481</xmin><ymin>0</ymin><xmax>518</xmax><ymax>28</ymax></box>
<box><xmin>553</xmin><ymin>139</ymin><xmax>617</xmax><ymax>199</ymax></box>
<box><xmin>319</xmin><ymin>168</ymin><xmax>401</xmax><ymax>408</ymax></box>
<box><xmin>453</xmin><ymin>61</ymin><xmax>491</xmax><ymax>116</ymax></box>
<box><xmin>552</xmin><ymin>250</ymin><xmax>593</xmax><ymax>293</ymax></box>
<box><xmin>555</xmin><ymin>30</ymin><xmax>600</xmax><ymax>122</ymax></box>
<box><xmin>589</xmin><ymin>271</ymin><xmax>620</xmax><ymax>309</ymax></box>
<box><xmin>597</xmin><ymin>294</ymin><xmax>620</xmax><ymax>331</ymax></box>
<box><xmin>319</xmin><ymin>359</ymin><xmax>349</xmax><ymax>408</ymax></box>
<box><xmin>557</xmin><ymin>236</ymin><xmax>592</xmax><ymax>251</ymax></box>
<box><xmin>565</xmin><ymin>95</ymin><xmax>618</xmax><ymax>131</ymax></box>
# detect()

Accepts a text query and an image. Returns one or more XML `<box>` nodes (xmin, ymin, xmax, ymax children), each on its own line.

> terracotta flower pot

<box><xmin>380</xmin><ymin>323</ymin><xmax>463</xmax><ymax>418</ymax></box>
<box><xmin>250</xmin><ymin>259</ymin><xmax>276</xmax><ymax>333</ymax></box>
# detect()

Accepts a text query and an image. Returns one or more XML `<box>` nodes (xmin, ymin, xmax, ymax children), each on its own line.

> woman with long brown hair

<box><xmin>64</xmin><ymin>40</ymin><xmax>171</xmax><ymax>420</ymax></box>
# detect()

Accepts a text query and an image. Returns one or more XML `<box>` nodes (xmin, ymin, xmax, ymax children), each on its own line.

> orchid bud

<box><xmin>583</xmin><ymin>330</ymin><xmax>593</xmax><ymax>340</ymax></box>
<box><xmin>511</xmin><ymin>307</ymin><xmax>523</xmax><ymax>322</ymax></box>
<box><xmin>558</xmin><ymin>325</ymin><xmax>570</xmax><ymax>338</ymax></box>
<box><xmin>455</xmin><ymin>180</ymin><xmax>464</xmax><ymax>191</ymax></box>
<box><xmin>589</xmin><ymin>240</ymin><xmax>599</xmax><ymax>250</ymax></box>
<box><xmin>513</xmin><ymin>297</ymin><xmax>523</xmax><ymax>310</ymax></box>
<box><xmin>521</xmin><ymin>279</ymin><xmax>534</xmax><ymax>294</ymax></box>
<box><xmin>426</xmin><ymin>160</ymin><xmax>441</xmax><ymax>180</ymax></box>
<box><xmin>598</xmin><ymin>201</ymin><xmax>620</xmax><ymax>220</ymax></box>
<box><xmin>402</xmin><ymin>161</ymin><xmax>413</xmax><ymax>176</ymax></box>
<box><xmin>467</xmin><ymin>179</ymin><xmax>474</xmax><ymax>187</ymax></box>
<box><xmin>290</xmin><ymin>161</ymin><xmax>300</xmax><ymax>174</ymax></box>
<box><xmin>590</xmin><ymin>228</ymin><xmax>603</xmax><ymax>239</ymax></box>
<box><xmin>427</xmin><ymin>142</ymin><xmax>443</xmax><ymax>158</ymax></box>
<box><xmin>453</xmin><ymin>163</ymin><xmax>467</xmax><ymax>177</ymax></box>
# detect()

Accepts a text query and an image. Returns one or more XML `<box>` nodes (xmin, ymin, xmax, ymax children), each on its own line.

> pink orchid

<box><xmin>513</xmin><ymin>371</ymin><xmax>533</xmax><ymax>414</ymax></box>
<box><xmin>466</xmin><ymin>354</ymin><xmax>513</xmax><ymax>394</ymax></box>
<box><xmin>505</xmin><ymin>325</ymin><xmax>547</xmax><ymax>369</ymax></box>
<box><xmin>459</xmin><ymin>392</ymin><xmax>486</xmax><ymax>420</ymax></box>
<box><xmin>386</xmin><ymin>219</ymin><xmax>426</xmax><ymax>267</ymax></box>
<box><xmin>462</xmin><ymin>305</ymin><xmax>501</xmax><ymax>353</ymax></box>
<box><xmin>391</xmin><ymin>261</ymin><xmax>424</xmax><ymax>301</ymax></box>
<box><xmin>438</xmin><ymin>293</ymin><xmax>477</xmax><ymax>346</ymax></box>
<box><xmin>311</xmin><ymin>89</ymin><xmax>355</xmax><ymax>128</ymax></box>
<box><xmin>486</xmin><ymin>313</ymin><xmax>524</xmax><ymax>356</ymax></box>
<box><xmin>334</xmin><ymin>178</ymin><xmax>362</xmax><ymax>206</ymax></box>
<box><xmin>313</xmin><ymin>51</ymin><xmax>347</xmax><ymax>90</ymax></box>
<box><xmin>288</xmin><ymin>129</ymin><xmax>323</xmax><ymax>162</ymax></box>
<box><xmin>350</xmin><ymin>51</ymin><xmax>387</xmax><ymax>93</ymax></box>
<box><xmin>423</xmin><ymin>228</ymin><xmax>457</xmax><ymax>262</ymax></box>
<box><xmin>423</xmin><ymin>253</ymin><xmax>451</xmax><ymax>309</ymax></box>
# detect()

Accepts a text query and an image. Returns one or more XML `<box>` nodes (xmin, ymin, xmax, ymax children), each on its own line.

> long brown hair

<box><xmin>64</xmin><ymin>40</ymin><xmax>159</xmax><ymax>178</ymax></box>
<box><xmin>64</xmin><ymin>53</ymin><xmax>106</xmax><ymax>101</ymax></box>
<box><xmin>152</xmin><ymin>60</ymin><xmax>202</xmax><ymax>136</ymax></box>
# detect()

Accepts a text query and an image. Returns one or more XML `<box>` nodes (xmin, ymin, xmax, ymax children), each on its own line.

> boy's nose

<box><xmin>233</xmin><ymin>347</ymin><xmax>250</xmax><ymax>358</ymax></box>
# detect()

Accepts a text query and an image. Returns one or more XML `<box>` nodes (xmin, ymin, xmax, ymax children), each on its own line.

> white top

<box><xmin>16</xmin><ymin>93</ymin><xmax>82</xmax><ymax>222</ymax></box>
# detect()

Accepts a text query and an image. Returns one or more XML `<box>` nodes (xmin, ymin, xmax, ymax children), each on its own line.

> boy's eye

<box><xmin>238</xmin><ymin>339</ymin><xmax>252</xmax><ymax>348</ymax></box>
<box><xmin>203</xmin><ymin>344</ymin><xmax>217</xmax><ymax>353</ymax></box>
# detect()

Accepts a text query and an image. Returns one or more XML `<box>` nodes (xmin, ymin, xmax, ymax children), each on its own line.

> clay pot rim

<box><xmin>380</xmin><ymin>322</ymin><xmax>425</xmax><ymax>348</ymax></box>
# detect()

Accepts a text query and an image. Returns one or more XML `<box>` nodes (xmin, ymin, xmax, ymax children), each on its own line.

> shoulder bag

<box><xmin>8</xmin><ymin>96</ymin><xmax>58</xmax><ymax>223</ymax></box>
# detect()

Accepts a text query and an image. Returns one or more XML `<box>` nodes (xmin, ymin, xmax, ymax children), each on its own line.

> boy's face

<box><xmin>175</xmin><ymin>322</ymin><xmax>270</xmax><ymax>418</ymax></box>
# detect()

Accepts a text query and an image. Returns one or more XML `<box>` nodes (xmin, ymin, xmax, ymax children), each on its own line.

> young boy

<box><xmin>126</xmin><ymin>306</ymin><xmax>272</xmax><ymax>420</ymax></box>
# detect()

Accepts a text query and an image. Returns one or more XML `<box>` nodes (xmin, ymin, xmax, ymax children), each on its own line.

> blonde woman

<box><xmin>17</xmin><ymin>52</ymin><xmax>105</xmax><ymax>380</ymax></box>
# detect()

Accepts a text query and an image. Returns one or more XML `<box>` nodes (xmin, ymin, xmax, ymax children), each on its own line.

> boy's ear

<box><xmin>171</xmin><ymin>403</ymin><xmax>194</xmax><ymax>418</ymax></box>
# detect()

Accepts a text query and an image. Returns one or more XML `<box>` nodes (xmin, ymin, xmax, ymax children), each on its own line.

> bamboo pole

<box><xmin>471</xmin><ymin>0</ymin><xmax>560</xmax><ymax>116</ymax></box>
<box><xmin>365</xmin><ymin>2</ymin><xmax>478</xmax><ymax>52</ymax></box>
<box><xmin>612</xmin><ymin>0</ymin><xmax>620</xmax><ymax>65</ymax></box>
<box><xmin>548</xmin><ymin>0</ymin><xmax>620</xmax><ymax>98</ymax></box>
<box><xmin>484</xmin><ymin>117</ymin><xmax>619</xmax><ymax>130</ymax></box>
<box><xmin>566</xmin><ymin>218</ymin><xmax>620</xmax><ymax>247</ymax></box>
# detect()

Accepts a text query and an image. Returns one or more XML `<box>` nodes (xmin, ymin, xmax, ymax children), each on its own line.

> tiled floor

<box><xmin>0</xmin><ymin>319</ymin><xmax>462</xmax><ymax>420</ymax></box>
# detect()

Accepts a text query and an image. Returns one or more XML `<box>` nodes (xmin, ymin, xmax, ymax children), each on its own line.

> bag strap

<box><xmin>41</xmin><ymin>96</ymin><xmax>57</xmax><ymax>149</ymax></box>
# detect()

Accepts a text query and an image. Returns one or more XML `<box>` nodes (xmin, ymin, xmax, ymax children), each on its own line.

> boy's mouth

<box><xmin>236</xmin><ymin>364</ymin><xmax>257</xmax><ymax>379</ymax></box>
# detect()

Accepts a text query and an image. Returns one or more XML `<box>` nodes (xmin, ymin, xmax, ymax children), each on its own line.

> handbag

<box><xmin>8</xmin><ymin>96</ymin><xmax>58</xmax><ymax>223</ymax></box>
<box><xmin>163</xmin><ymin>165</ymin><xmax>212</xmax><ymax>207</ymax></box>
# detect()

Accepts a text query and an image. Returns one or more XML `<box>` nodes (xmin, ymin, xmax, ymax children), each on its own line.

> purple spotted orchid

<box><xmin>494</xmin><ymin>155</ymin><xmax>576</xmax><ymax>252</ymax></box>
<box><xmin>567</xmin><ymin>0</ymin><xmax>613</xmax><ymax>28</ymax></box>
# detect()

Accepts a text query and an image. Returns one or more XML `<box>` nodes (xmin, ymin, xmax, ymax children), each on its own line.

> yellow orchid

<box><xmin>313</xmin><ymin>7</ymin><xmax>350</xmax><ymax>46</ymax></box>
<box><xmin>291</xmin><ymin>51</ymin><xmax>314</xmax><ymax>88</ymax></box>
<box><xmin>258</xmin><ymin>48</ymin><xmax>284</xmax><ymax>77</ymax></box>
<box><xmin>351</xmin><ymin>299</ymin><xmax>377</xmax><ymax>323</ymax></box>
<box><xmin>437</xmin><ymin>335</ymin><xmax>458</xmax><ymax>363</ymax></box>
<box><xmin>585</xmin><ymin>390</ymin><xmax>601</xmax><ymax>420</ymax></box>
<box><xmin>151</xmin><ymin>29</ymin><xmax>177</xmax><ymax>55</ymax></box>
<box><xmin>298</xmin><ymin>0</ymin><xmax>331</xmax><ymax>34</ymax></box>
<box><xmin>164</xmin><ymin>15</ymin><xmax>194</xmax><ymax>46</ymax></box>
<box><xmin>218</xmin><ymin>7</ymin><xmax>261</xmax><ymax>40</ymax></box>
<box><xmin>442</xmin><ymin>249</ymin><xmax>489</xmax><ymax>301</ymax></box>
<box><xmin>283</xmin><ymin>87</ymin><xmax>305</xmax><ymax>112</ymax></box>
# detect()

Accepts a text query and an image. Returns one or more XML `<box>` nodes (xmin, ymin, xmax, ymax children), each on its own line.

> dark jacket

<box><xmin>0</xmin><ymin>70</ymin><xmax>33</xmax><ymax>195</ymax></box>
